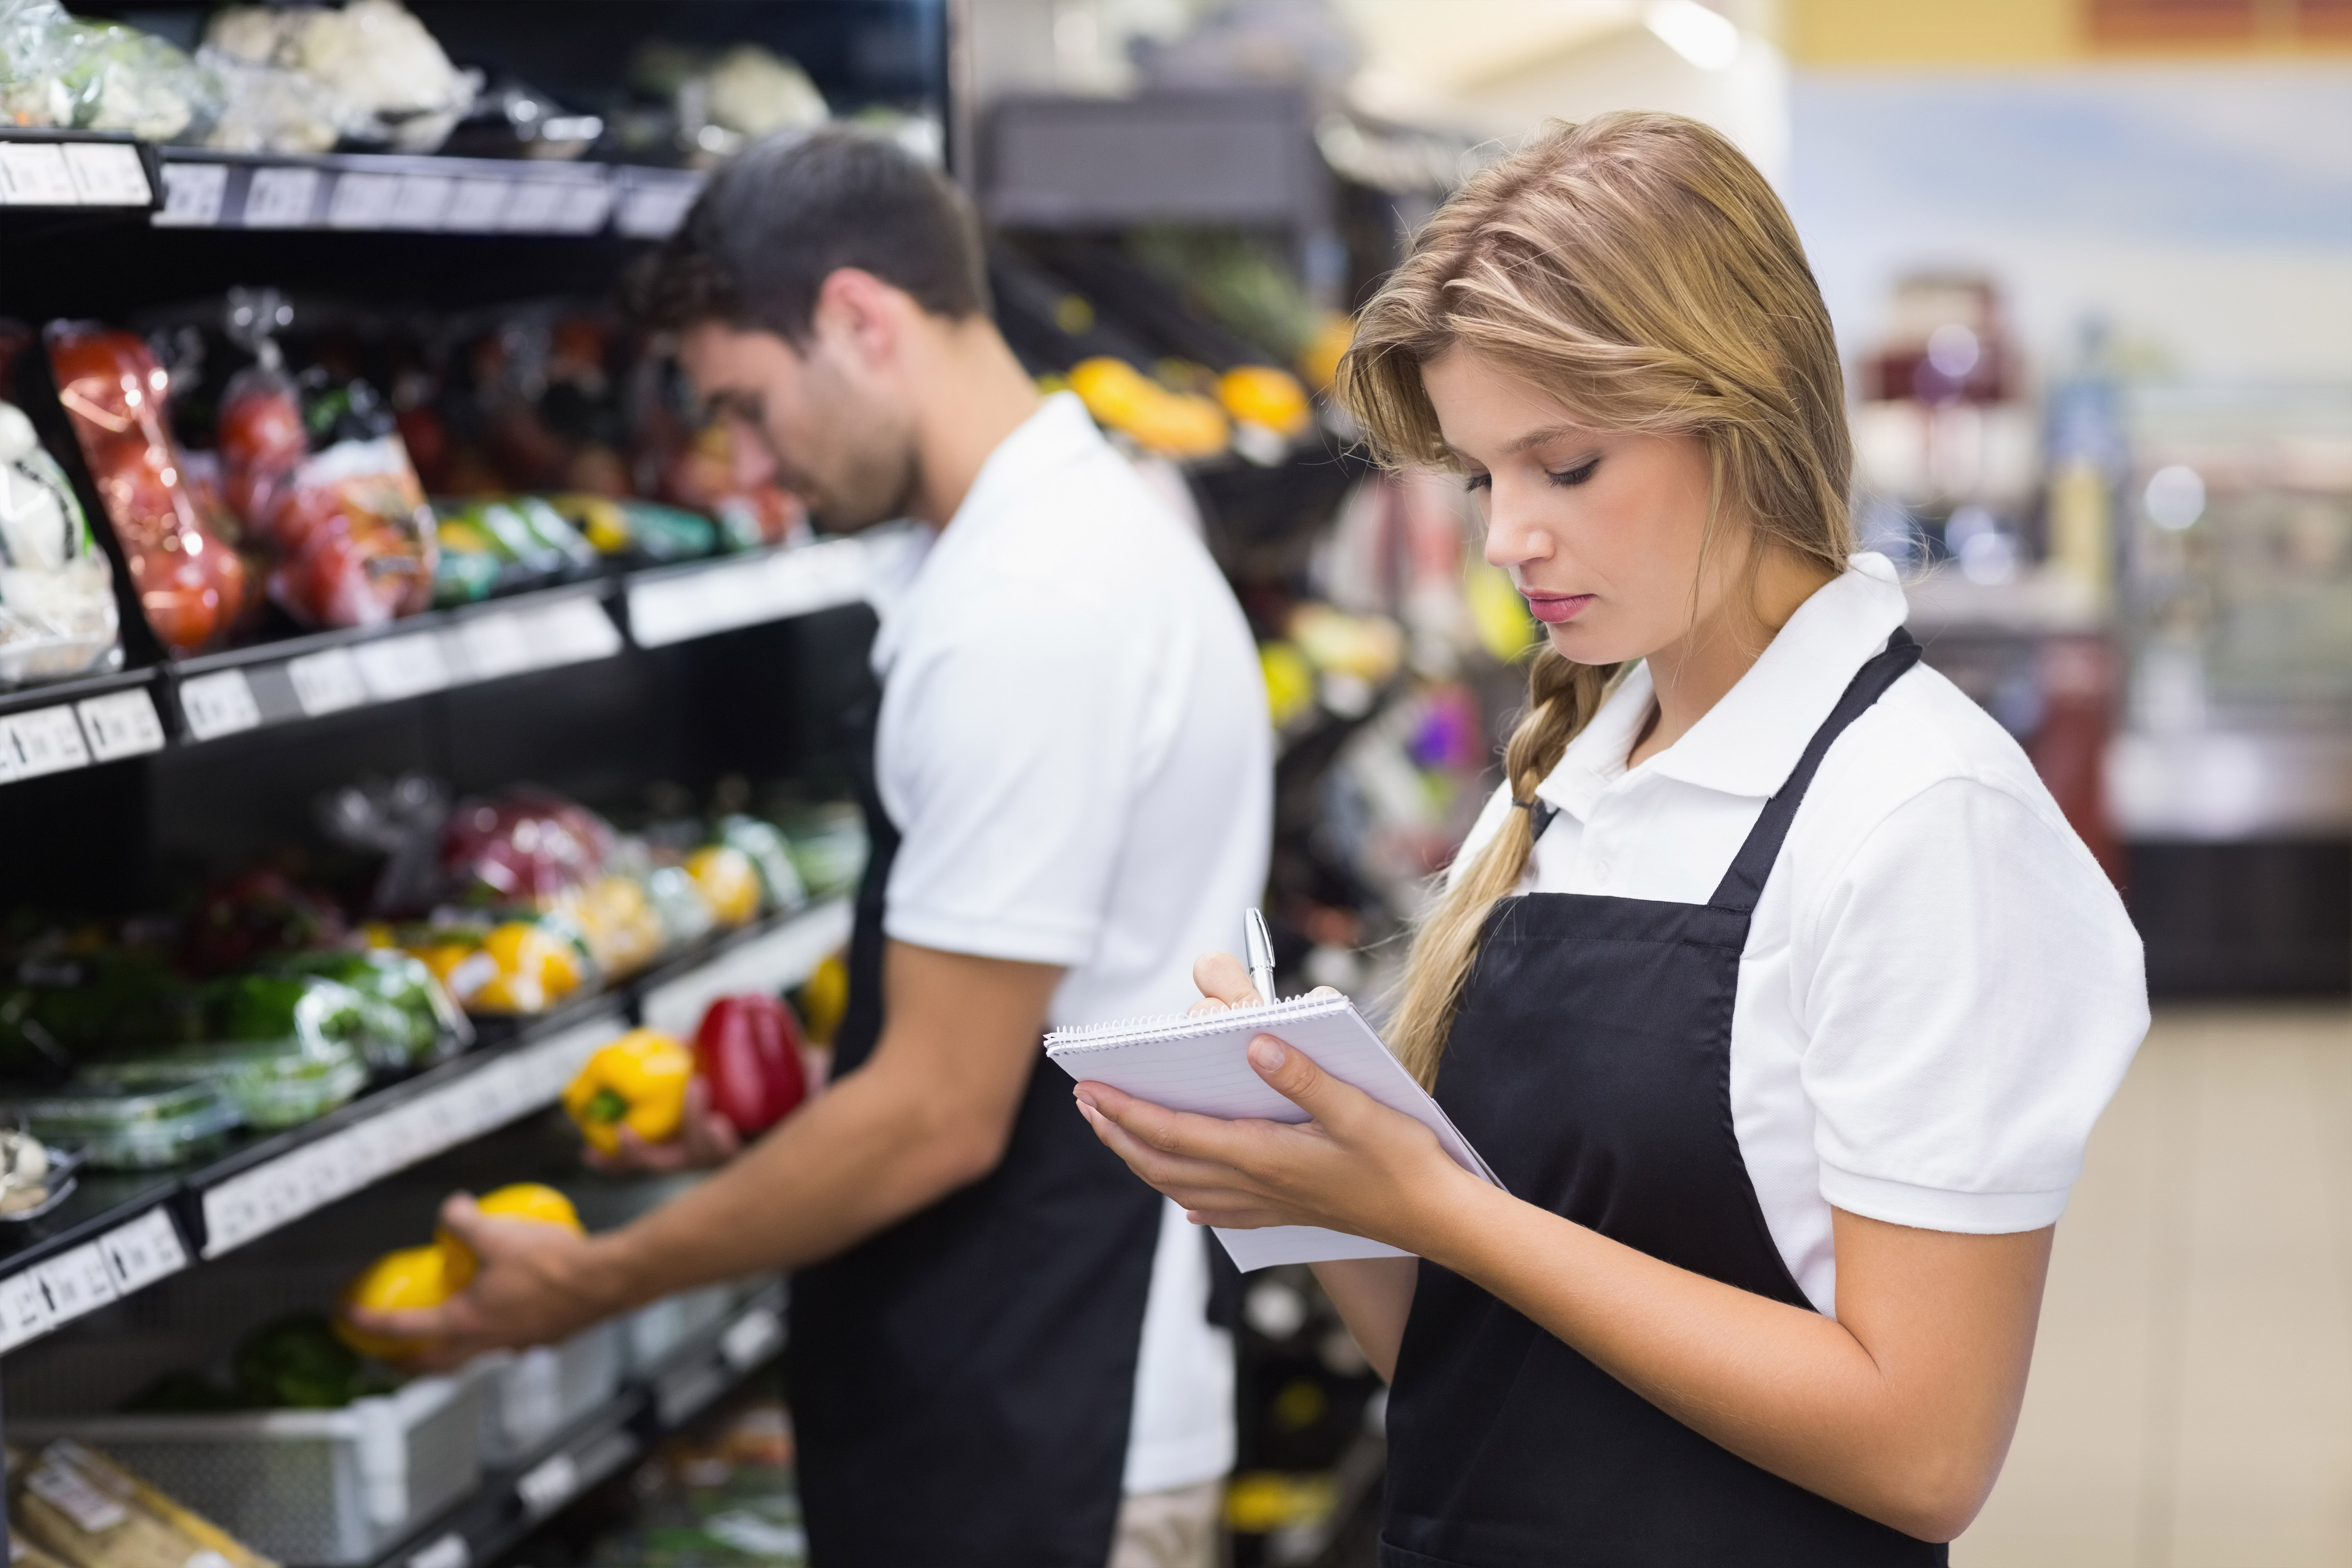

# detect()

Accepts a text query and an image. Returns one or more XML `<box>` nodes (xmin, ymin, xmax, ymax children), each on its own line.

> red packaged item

<box><xmin>217</xmin><ymin>367</ymin><xmax>307</xmax><ymax>529</ymax></box>
<box><xmin>441</xmin><ymin>788</ymin><xmax>615</xmax><ymax>906</ymax></box>
<box><xmin>263</xmin><ymin>436</ymin><xmax>438</xmax><ymax>629</ymax></box>
<box><xmin>46</xmin><ymin>324</ymin><xmax>250</xmax><ymax>653</ymax></box>
<box><xmin>693</xmin><ymin>994</ymin><xmax>808</xmax><ymax>1136</ymax></box>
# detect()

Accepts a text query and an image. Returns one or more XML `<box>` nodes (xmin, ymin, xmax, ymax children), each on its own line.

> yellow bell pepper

<box><xmin>335</xmin><ymin>1245</ymin><xmax>452</xmax><ymax>1359</ymax></box>
<box><xmin>439</xmin><ymin>1182</ymin><xmax>583</xmax><ymax>1291</ymax></box>
<box><xmin>686</xmin><ymin>845</ymin><xmax>761</xmax><ymax>926</ymax></box>
<box><xmin>563</xmin><ymin>1029</ymin><xmax>694</xmax><ymax>1154</ymax></box>
<box><xmin>1218</xmin><ymin>365</ymin><xmax>1312</xmax><ymax>438</ymax></box>
<box><xmin>794</xmin><ymin>952</ymin><xmax>850</xmax><ymax>1047</ymax></box>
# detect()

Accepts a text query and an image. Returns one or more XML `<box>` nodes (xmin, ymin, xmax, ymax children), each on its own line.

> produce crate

<box><xmin>620</xmin><ymin>1282</ymin><xmax>742</xmax><ymax>1377</ymax></box>
<box><xmin>478</xmin><ymin>1319</ymin><xmax>623</xmax><ymax>1465</ymax></box>
<box><xmin>15</xmin><ymin>1367</ymin><xmax>488</xmax><ymax>1567</ymax></box>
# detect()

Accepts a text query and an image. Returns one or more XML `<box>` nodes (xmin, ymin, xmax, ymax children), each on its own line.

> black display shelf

<box><xmin>370</xmin><ymin>1279</ymin><xmax>789</xmax><ymax>1568</ymax></box>
<box><xmin>0</xmin><ymin>898</ymin><xmax>848</xmax><ymax>1359</ymax></box>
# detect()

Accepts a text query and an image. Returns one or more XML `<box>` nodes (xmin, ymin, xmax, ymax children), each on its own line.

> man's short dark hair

<box><xmin>631</xmin><ymin>127</ymin><xmax>990</xmax><ymax>341</ymax></box>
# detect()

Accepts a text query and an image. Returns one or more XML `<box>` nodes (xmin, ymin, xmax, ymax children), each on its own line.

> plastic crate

<box><xmin>620</xmin><ymin>1283</ymin><xmax>740</xmax><ymax>1377</ymax></box>
<box><xmin>478</xmin><ymin>1319</ymin><xmax>623</xmax><ymax>1465</ymax></box>
<box><xmin>16</xmin><ymin>1367</ymin><xmax>486</xmax><ymax>1567</ymax></box>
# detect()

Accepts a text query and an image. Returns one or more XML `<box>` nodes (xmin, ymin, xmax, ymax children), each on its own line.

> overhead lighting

<box><xmin>1645</xmin><ymin>0</ymin><xmax>1741</xmax><ymax>71</ymax></box>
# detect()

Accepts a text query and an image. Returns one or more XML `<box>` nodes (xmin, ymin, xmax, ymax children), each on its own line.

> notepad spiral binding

<box><xmin>1043</xmin><ymin>992</ymin><xmax>1358</xmax><ymax>1050</ymax></box>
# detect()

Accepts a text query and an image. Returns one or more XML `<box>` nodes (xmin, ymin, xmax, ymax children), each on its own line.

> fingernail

<box><xmin>1248</xmin><ymin>1035</ymin><xmax>1286</xmax><ymax>1072</ymax></box>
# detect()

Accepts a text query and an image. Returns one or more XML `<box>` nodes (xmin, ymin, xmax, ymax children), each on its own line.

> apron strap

<box><xmin>1707</xmin><ymin>627</ymin><xmax>1922</xmax><ymax>914</ymax></box>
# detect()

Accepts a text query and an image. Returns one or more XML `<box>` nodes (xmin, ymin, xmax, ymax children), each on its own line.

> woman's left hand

<box><xmin>1072</xmin><ymin>953</ymin><xmax>1476</xmax><ymax>1252</ymax></box>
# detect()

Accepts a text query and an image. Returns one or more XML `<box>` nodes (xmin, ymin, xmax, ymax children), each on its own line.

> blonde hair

<box><xmin>1339</xmin><ymin>112</ymin><xmax>1855</xmax><ymax>1087</ymax></box>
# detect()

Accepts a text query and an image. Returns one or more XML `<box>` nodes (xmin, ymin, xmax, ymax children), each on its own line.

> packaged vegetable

<box><xmin>406</xmin><ymin>913</ymin><xmax>593</xmax><ymax>1016</ymax></box>
<box><xmin>574</xmin><ymin>872</ymin><xmax>666</xmax><ymax>980</ymax></box>
<box><xmin>203</xmin><ymin>0</ymin><xmax>476</xmax><ymax>152</ymax></box>
<box><xmin>46</xmin><ymin>324</ymin><xmax>250</xmax><ymax>654</ymax></box>
<box><xmin>263</xmin><ymin>435</ymin><xmax>437</xmax><ymax>629</ymax></box>
<box><xmin>49</xmin><ymin>10</ymin><xmax>222</xmax><ymax>142</ymax></box>
<box><xmin>271</xmin><ymin>948</ymin><xmax>470</xmax><ymax>1071</ymax></box>
<box><xmin>10</xmin><ymin>1078</ymin><xmax>237</xmax><ymax>1170</ymax></box>
<box><xmin>14</xmin><ymin>1438</ymin><xmax>277</xmax><ymax>1568</ymax></box>
<box><xmin>181</xmin><ymin>867</ymin><xmax>347</xmax><ymax>977</ymax></box>
<box><xmin>693</xmin><ymin>995</ymin><xmax>805</xmax><ymax>1138</ymax></box>
<box><xmin>0</xmin><ymin>398</ymin><xmax>120</xmax><ymax>687</ymax></box>
<box><xmin>437</xmin><ymin>1181</ymin><xmax>581</xmax><ymax>1289</ymax></box>
<box><xmin>716</xmin><ymin>816</ymin><xmax>805</xmax><ymax>914</ymax></box>
<box><xmin>1216</xmin><ymin>364</ymin><xmax>1312</xmax><ymax>439</ymax></box>
<box><xmin>236</xmin><ymin>1313</ymin><xmax>393</xmax><ymax>1407</ymax></box>
<box><xmin>564</xmin><ymin>1029</ymin><xmax>693</xmax><ymax>1154</ymax></box>
<box><xmin>645</xmin><ymin>865</ymin><xmax>715</xmax><ymax>950</ymax></box>
<box><xmin>550</xmin><ymin>493</ymin><xmax>718</xmax><ymax>565</ymax></box>
<box><xmin>685</xmin><ymin>845</ymin><xmax>760</xmax><ymax>928</ymax></box>
<box><xmin>428</xmin><ymin>497</ymin><xmax>593</xmax><ymax>606</ymax></box>
<box><xmin>441</xmin><ymin>788</ymin><xmax>613</xmax><ymax>906</ymax></box>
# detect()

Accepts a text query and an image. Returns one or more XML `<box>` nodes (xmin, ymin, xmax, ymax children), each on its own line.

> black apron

<box><xmin>786</xmin><ymin>687</ymin><xmax>1166</xmax><ymax>1568</ymax></box>
<box><xmin>1382</xmin><ymin>630</ymin><xmax>1944</xmax><ymax>1568</ymax></box>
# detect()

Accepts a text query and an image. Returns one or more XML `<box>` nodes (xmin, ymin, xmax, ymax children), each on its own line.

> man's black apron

<box><xmin>786</xmin><ymin>688</ymin><xmax>1165</xmax><ymax>1567</ymax></box>
<box><xmin>1382</xmin><ymin>630</ymin><xmax>1946</xmax><ymax>1568</ymax></box>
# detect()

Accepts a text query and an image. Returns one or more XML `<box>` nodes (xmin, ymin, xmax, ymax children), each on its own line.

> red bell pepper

<box><xmin>693</xmin><ymin>994</ymin><xmax>808</xmax><ymax>1136</ymax></box>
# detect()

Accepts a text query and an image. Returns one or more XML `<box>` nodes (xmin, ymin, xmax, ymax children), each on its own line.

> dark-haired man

<box><xmin>355</xmin><ymin>130</ymin><xmax>1269</xmax><ymax>1567</ymax></box>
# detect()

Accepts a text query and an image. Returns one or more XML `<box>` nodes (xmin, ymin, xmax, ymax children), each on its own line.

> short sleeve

<box><xmin>876</xmin><ymin>588</ymin><xmax>1148</xmax><ymax>967</ymax></box>
<box><xmin>1796</xmin><ymin>778</ymin><xmax>2149</xmax><ymax>1234</ymax></box>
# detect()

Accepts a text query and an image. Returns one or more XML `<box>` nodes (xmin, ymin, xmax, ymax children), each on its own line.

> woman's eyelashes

<box><xmin>1460</xmin><ymin>456</ymin><xmax>1599</xmax><ymax>493</ymax></box>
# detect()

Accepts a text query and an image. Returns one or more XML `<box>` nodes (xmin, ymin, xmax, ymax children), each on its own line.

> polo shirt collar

<box><xmin>1534</xmin><ymin>552</ymin><xmax>1911</xmax><ymax>811</ymax></box>
<box><xmin>872</xmin><ymin>391</ymin><xmax>1100</xmax><ymax>676</ymax></box>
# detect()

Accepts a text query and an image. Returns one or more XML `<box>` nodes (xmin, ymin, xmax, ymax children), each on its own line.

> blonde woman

<box><xmin>1074</xmin><ymin>113</ymin><xmax>2146</xmax><ymax>1563</ymax></box>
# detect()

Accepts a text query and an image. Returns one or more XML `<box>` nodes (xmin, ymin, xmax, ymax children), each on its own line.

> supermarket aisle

<box><xmin>1956</xmin><ymin>1004</ymin><xmax>2352</xmax><ymax>1567</ymax></box>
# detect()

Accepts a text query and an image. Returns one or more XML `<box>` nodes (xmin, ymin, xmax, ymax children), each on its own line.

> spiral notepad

<box><xmin>1046</xmin><ymin>993</ymin><xmax>1497</xmax><ymax>1271</ymax></box>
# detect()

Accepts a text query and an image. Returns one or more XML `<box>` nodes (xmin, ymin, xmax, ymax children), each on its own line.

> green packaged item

<box><xmin>0</xmin><ymin>942</ymin><xmax>192</xmax><ymax>1072</ymax></box>
<box><xmin>430</xmin><ymin>496</ymin><xmax>598</xmax><ymax>604</ymax></box>
<box><xmin>551</xmin><ymin>494</ymin><xmax>719</xmax><ymax>565</ymax></box>
<box><xmin>646</xmin><ymin>865</ymin><xmax>716</xmax><ymax>949</ymax></box>
<box><xmin>777</xmin><ymin>805</ymin><xmax>868</xmax><ymax>898</ymax></box>
<box><xmin>718</xmin><ymin>816</ymin><xmax>806</xmax><ymax>914</ymax></box>
<box><xmin>234</xmin><ymin>1313</ymin><xmax>395</xmax><ymax>1409</ymax></box>
<box><xmin>273</xmin><ymin>949</ymin><xmax>471</xmax><ymax>1072</ymax></box>
<box><xmin>12</xmin><ymin>1077</ymin><xmax>238</xmax><ymax>1169</ymax></box>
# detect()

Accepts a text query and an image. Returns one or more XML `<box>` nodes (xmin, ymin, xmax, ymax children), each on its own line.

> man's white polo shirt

<box><xmin>869</xmin><ymin>391</ymin><xmax>1271</xmax><ymax>1492</ymax></box>
<box><xmin>1452</xmin><ymin>553</ymin><xmax>2148</xmax><ymax>1314</ymax></box>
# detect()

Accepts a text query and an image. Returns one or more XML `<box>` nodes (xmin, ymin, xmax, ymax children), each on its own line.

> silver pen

<box><xmin>1244</xmin><ymin>908</ymin><xmax>1277</xmax><ymax>1005</ymax></box>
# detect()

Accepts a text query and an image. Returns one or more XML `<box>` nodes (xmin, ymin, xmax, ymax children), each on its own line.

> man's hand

<box><xmin>343</xmin><ymin>1193</ymin><xmax>617</xmax><ymax>1369</ymax></box>
<box><xmin>584</xmin><ymin>1075</ymin><xmax>743</xmax><ymax>1174</ymax></box>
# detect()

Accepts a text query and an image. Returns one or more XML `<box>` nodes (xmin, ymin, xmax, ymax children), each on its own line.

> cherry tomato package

<box><xmin>264</xmin><ymin>435</ymin><xmax>438</xmax><ymax>629</ymax></box>
<box><xmin>693</xmin><ymin>993</ymin><xmax>807</xmax><ymax>1136</ymax></box>
<box><xmin>46</xmin><ymin>323</ymin><xmax>250</xmax><ymax>653</ymax></box>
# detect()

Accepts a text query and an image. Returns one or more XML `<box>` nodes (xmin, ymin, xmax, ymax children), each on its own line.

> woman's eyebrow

<box><xmin>1505</xmin><ymin>424</ymin><xmax>1598</xmax><ymax>455</ymax></box>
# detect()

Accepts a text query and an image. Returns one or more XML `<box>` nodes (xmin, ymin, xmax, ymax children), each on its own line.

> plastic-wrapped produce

<box><xmin>0</xmin><ymin>0</ymin><xmax>222</xmax><ymax>139</ymax></box>
<box><xmin>441</xmin><ymin>787</ymin><xmax>614</xmax><ymax>906</ymax></box>
<box><xmin>265</xmin><ymin>434</ymin><xmax>437</xmax><ymax>628</ymax></box>
<box><xmin>46</xmin><ymin>324</ymin><xmax>250</xmax><ymax>654</ymax></box>
<box><xmin>0</xmin><ymin>398</ymin><xmax>119</xmax><ymax>686</ymax></box>
<box><xmin>203</xmin><ymin>0</ymin><xmax>476</xmax><ymax>152</ymax></box>
<box><xmin>196</xmin><ymin>46</ymin><xmax>343</xmax><ymax>154</ymax></box>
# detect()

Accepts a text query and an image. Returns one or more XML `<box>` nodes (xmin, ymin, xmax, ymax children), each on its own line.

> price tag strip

<box><xmin>0</xmin><ymin>142</ymin><xmax>80</xmax><ymax>206</ymax></box>
<box><xmin>75</xmin><ymin>688</ymin><xmax>165</xmax><ymax>761</ymax></box>
<box><xmin>627</xmin><ymin>538</ymin><xmax>876</xmax><ymax>649</ymax></box>
<box><xmin>60</xmin><ymin>142</ymin><xmax>152</xmax><ymax>206</ymax></box>
<box><xmin>241</xmin><ymin>165</ymin><xmax>322</xmax><ymax>228</ymax></box>
<box><xmin>286</xmin><ymin>647</ymin><xmax>368</xmax><ymax>715</ymax></box>
<box><xmin>0</xmin><ymin>1214</ymin><xmax>182</xmax><ymax>1355</ymax></box>
<box><xmin>640</xmin><ymin>901</ymin><xmax>852</xmax><ymax>1037</ymax></box>
<box><xmin>154</xmin><ymin>161</ymin><xmax>229</xmax><ymax>227</ymax></box>
<box><xmin>0</xmin><ymin>704</ymin><xmax>93</xmax><ymax>783</ymax></box>
<box><xmin>354</xmin><ymin>632</ymin><xmax>453</xmax><ymax>703</ymax></box>
<box><xmin>175</xmin><ymin>668</ymin><xmax>263</xmax><ymax>741</ymax></box>
<box><xmin>199</xmin><ymin>1010</ymin><xmax>626</xmax><ymax>1258</ymax></box>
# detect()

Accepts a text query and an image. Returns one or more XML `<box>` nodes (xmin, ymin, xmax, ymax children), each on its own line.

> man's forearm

<box><xmin>576</xmin><ymin>1048</ymin><xmax>999</xmax><ymax>1313</ymax></box>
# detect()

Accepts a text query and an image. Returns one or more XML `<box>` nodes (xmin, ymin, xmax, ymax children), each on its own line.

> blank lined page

<box><xmin>1047</xmin><ymin>995</ymin><xmax>1496</xmax><ymax>1270</ymax></box>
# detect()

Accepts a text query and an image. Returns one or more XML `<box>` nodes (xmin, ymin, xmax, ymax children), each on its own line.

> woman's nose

<box><xmin>1482</xmin><ymin>488</ymin><xmax>1553</xmax><ymax>573</ymax></box>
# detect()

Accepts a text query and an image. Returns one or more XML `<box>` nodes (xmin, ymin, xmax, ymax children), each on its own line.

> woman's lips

<box><xmin>1522</xmin><ymin>592</ymin><xmax>1595</xmax><ymax>624</ymax></box>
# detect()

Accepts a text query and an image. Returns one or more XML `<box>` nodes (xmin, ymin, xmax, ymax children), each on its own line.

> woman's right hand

<box><xmin>1186</xmin><ymin>949</ymin><xmax>1340</xmax><ymax>1015</ymax></box>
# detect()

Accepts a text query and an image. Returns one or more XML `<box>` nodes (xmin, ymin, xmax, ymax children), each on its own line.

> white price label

<box><xmin>98</xmin><ymin>1207</ymin><xmax>188</xmax><ymax>1295</ymax></box>
<box><xmin>451</xmin><ymin>612</ymin><xmax>531</xmax><ymax>682</ymax></box>
<box><xmin>35</xmin><ymin>1243</ymin><xmax>118</xmax><ymax>1324</ymax></box>
<box><xmin>354</xmin><ymin>633</ymin><xmax>452</xmax><ymax>702</ymax></box>
<box><xmin>390</xmin><ymin>174</ymin><xmax>454</xmax><ymax>230</ymax></box>
<box><xmin>1</xmin><ymin>705</ymin><xmax>93</xmax><ymax>779</ymax></box>
<box><xmin>154</xmin><ymin>161</ymin><xmax>229</xmax><ymax>227</ymax></box>
<box><xmin>177</xmin><ymin>669</ymin><xmax>262</xmax><ymax>740</ymax></box>
<box><xmin>0</xmin><ymin>1269</ymin><xmax>56</xmax><ymax>1352</ymax></box>
<box><xmin>527</xmin><ymin>598</ymin><xmax>624</xmax><ymax>666</ymax></box>
<box><xmin>61</xmin><ymin>142</ymin><xmax>151</xmax><ymax>206</ymax></box>
<box><xmin>516</xmin><ymin>1451</ymin><xmax>580</xmax><ymax>1516</ymax></box>
<box><xmin>501</xmin><ymin>178</ymin><xmax>568</xmax><ymax>233</ymax></box>
<box><xmin>0</xmin><ymin>142</ymin><xmax>79</xmax><ymax>206</ymax></box>
<box><xmin>287</xmin><ymin>648</ymin><xmax>368</xmax><ymax>715</ymax></box>
<box><xmin>242</xmin><ymin>165</ymin><xmax>321</xmax><ymax>228</ymax></box>
<box><xmin>719</xmin><ymin>1305</ymin><xmax>784</xmax><ymax>1371</ymax></box>
<box><xmin>408</xmin><ymin>1533</ymin><xmax>470</xmax><ymax>1568</ymax></box>
<box><xmin>553</xmin><ymin>181</ymin><xmax>615</xmax><ymax>234</ymax></box>
<box><xmin>616</xmin><ymin>179</ymin><xmax>700</xmax><ymax>239</ymax></box>
<box><xmin>327</xmin><ymin>171</ymin><xmax>402</xmax><ymax>229</ymax></box>
<box><xmin>444</xmin><ymin>180</ymin><xmax>511</xmax><ymax>232</ymax></box>
<box><xmin>75</xmin><ymin>689</ymin><xmax>165</xmax><ymax>760</ymax></box>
